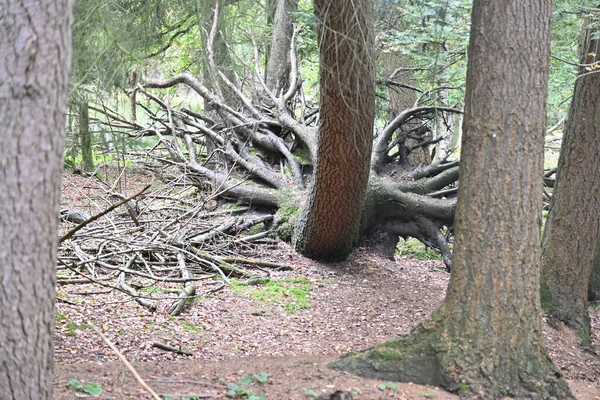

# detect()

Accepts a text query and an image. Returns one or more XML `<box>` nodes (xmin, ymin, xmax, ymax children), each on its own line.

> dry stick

<box><xmin>233</xmin><ymin>231</ymin><xmax>270</xmax><ymax>243</ymax></box>
<box><xmin>89</xmin><ymin>323</ymin><xmax>162</xmax><ymax>400</ymax></box>
<box><xmin>168</xmin><ymin>254</ymin><xmax>197</xmax><ymax>316</ymax></box>
<box><xmin>60</xmin><ymin>184</ymin><xmax>151</xmax><ymax>243</ymax></box>
<box><xmin>151</xmin><ymin>341</ymin><xmax>193</xmax><ymax>356</ymax></box>
<box><xmin>215</xmin><ymin>256</ymin><xmax>293</xmax><ymax>271</ymax></box>
<box><xmin>117</xmin><ymin>262</ymin><xmax>157</xmax><ymax>312</ymax></box>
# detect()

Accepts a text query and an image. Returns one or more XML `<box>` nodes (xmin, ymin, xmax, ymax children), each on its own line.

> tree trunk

<box><xmin>0</xmin><ymin>1</ymin><xmax>73</xmax><ymax>399</ymax></box>
<box><xmin>80</xmin><ymin>98</ymin><xmax>94</xmax><ymax>173</ymax></box>
<box><xmin>589</xmin><ymin>236</ymin><xmax>600</xmax><ymax>301</ymax></box>
<box><xmin>294</xmin><ymin>0</ymin><xmax>375</xmax><ymax>260</ymax></box>
<box><xmin>265</xmin><ymin>0</ymin><xmax>298</xmax><ymax>94</ymax></box>
<box><xmin>541</xmin><ymin>18</ymin><xmax>600</xmax><ymax>344</ymax></box>
<box><xmin>329</xmin><ymin>0</ymin><xmax>573</xmax><ymax>397</ymax></box>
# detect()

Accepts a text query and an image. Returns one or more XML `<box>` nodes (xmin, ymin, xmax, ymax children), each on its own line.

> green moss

<box><xmin>56</xmin><ymin>312</ymin><xmax>67</xmax><ymax>323</ymax></box>
<box><xmin>65</xmin><ymin>321</ymin><xmax>89</xmax><ymax>337</ymax></box>
<box><xmin>372</xmin><ymin>347</ymin><xmax>400</xmax><ymax>361</ymax></box>
<box><xmin>232</xmin><ymin>279</ymin><xmax>312</xmax><ymax>313</ymax></box>
<box><xmin>273</xmin><ymin>190</ymin><xmax>302</xmax><ymax>242</ymax></box>
<box><xmin>248</xmin><ymin>277</ymin><xmax>271</xmax><ymax>285</ymax></box>
<box><xmin>537</xmin><ymin>386</ymin><xmax>546</xmax><ymax>395</ymax></box>
<box><xmin>293</xmin><ymin>151</ymin><xmax>312</xmax><ymax>166</ymax></box>
<box><xmin>281</xmin><ymin>277</ymin><xmax>311</xmax><ymax>284</ymax></box>
<box><xmin>395</xmin><ymin>237</ymin><xmax>444</xmax><ymax>260</ymax></box>
<box><xmin>181</xmin><ymin>320</ymin><xmax>201</xmax><ymax>333</ymax></box>
<box><xmin>248</xmin><ymin>223</ymin><xmax>264</xmax><ymax>235</ymax></box>
<box><xmin>539</xmin><ymin>283</ymin><xmax>552</xmax><ymax>310</ymax></box>
<box><xmin>139</xmin><ymin>285</ymin><xmax>168</xmax><ymax>294</ymax></box>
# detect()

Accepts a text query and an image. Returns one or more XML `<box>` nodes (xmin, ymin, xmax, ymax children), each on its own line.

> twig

<box><xmin>89</xmin><ymin>323</ymin><xmax>162</xmax><ymax>400</ymax></box>
<box><xmin>152</xmin><ymin>341</ymin><xmax>193</xmax><ymax>356</ymax></box>
<box><xmin>118</xmin><ymin>270</ymin><xmax>157</xmax><ymax>312</ymax></box>
<box><xmin>60</xmin><ymin>184</ymin><xmax>151</xmax><ymax>243</ymax></box>
<box><xmin>168</xmin><ymin>254</ymin><xmax>197</xmax><ymax>315</ymax></box>
<box><xmin>215</xmin><ymin>256</ymin><xmax>293</xmax><ymax>271</ymax></box>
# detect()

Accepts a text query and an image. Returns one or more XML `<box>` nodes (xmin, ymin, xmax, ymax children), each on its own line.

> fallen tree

<box><xmin>94</xmin><ymin>7</ymin><xmax>462</xmax><ymax>268</ymax></box>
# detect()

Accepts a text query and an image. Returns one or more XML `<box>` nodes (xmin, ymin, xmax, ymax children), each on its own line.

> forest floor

<box><xmin>53</xmin><ymin>169</ymin><xmax>600</xmax><ymax>400</ymax></box>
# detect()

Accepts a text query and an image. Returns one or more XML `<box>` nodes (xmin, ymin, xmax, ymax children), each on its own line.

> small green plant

<box><xmin>55</xmin><ymin>312</ymin><xmax>67</xmax><ymax>323</ymax></box>
<box><xmin>423</xmin><ymin>388</ymin><xmax>437</xmax><ymax>397</ymax></box>
<box><xmin>220</xmin><ymin>373</ymin><xmax>269</xmax><ymax>399</ymax></box>
<box><xmin>65</xmin><ymin>321</ymin><xmax>90</xmax><ymax>337</ymax></box>
<box><xmin>378</xmin><ymin>382</ymin><xmax>399</xmax><ymax>392</ymax></box>
<box><xmin>67</xmin><ymin>378</ymin><xmax>103</xmax><ymax>395</ymax></box>
<box><xmin>458</xmin><ymin>383</ymin><xmax>470</xmax><ymax>394</ymax></box>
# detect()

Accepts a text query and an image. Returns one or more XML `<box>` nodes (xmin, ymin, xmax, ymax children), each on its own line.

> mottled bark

<box><xmin>294</xmin><ymin>0</ymin><xmax>375</xmax><ymax>260</ymax></box>
<box><xmin>0</xmin><ymin>0</ymin><xmax>73</xmax><ymax>399</ymax></box>
<box><xmin>265</xmin><ymin>0</ymin><xmax>298</xmax><ymax>94</ymax></box>
<box><xmin>541</xmin><ymin>19</ymin><xmax>600</xmax><ymax>344</ymax></box>
<box><xmin>329</xmin><ymin>0</ymin><xmax>572</xmax><ymax>397</ymax></box>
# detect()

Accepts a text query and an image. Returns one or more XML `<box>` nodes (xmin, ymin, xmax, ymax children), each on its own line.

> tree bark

<box><xmin>0</xmin><ymin>0</ymin><xmax>73</xmax><ymax>399</ymax></box>
<box><xmin>589</xmin><ymin>236</ymin><xmax>600</xmax><ymax>301</ymax></box>
<box><xmin>80</xmin><ymin>98</ymin><xmax>94</xmax><ymax>173</ymax></box>
<box><xmin>294</xmin><ymin>0</ymin><xmax>375</xmax><ymax>260</ymax></box>
<box><xmin>329</xmin><ymin>0</ymin><xmax>573</xmax><ymax>397</ymax></box>
<box><xmin>541</xmin><ymin>17</ymin><xmax>600</xmax><ymax>344</ymax></box>
<box><xmin>265</xmin><ymin>0</ymin><xmax>298</xmax><ymax>94</ymax></box>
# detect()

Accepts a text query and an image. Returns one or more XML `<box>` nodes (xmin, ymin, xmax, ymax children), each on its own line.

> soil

<box><xmin>54</xmin><ymin>171</ymin><xmax>600</xmax><ymax>399</ymax></box>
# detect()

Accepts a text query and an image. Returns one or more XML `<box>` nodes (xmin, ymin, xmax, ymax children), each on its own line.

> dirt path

<box><xmin>54</xmin><ymin>246</ymin><xmax>600</xmax><ymax>399</ymax></box>
<box><xmin>54</xmin><ymin>171</ymin><xmax>600</xmax><ymax>399</ymax></box>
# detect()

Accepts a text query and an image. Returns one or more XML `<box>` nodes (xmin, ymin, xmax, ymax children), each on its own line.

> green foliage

<box><xmin>67</xmin><ymin>379</ymin><xmax>103</xmax><ymax>395</ymax></box>
<box><xmin>230</xmin><ymin>278</ymin><xmax>312</xmax><ymax>313</ymax></box>
<box><xmin>396</xmin><ymin>238</ymin><xmax>444</xmax><ymax>260</ymax></box>
<box><xmin>376</xmin><ymin>0</ymin><xmax>470</xmax><ymax>107</ymax></box>
<box><xmin>63</xmin><ymin>147</ymin><xmax>134</xmax><ymax>170</ymax></box>
<box><xmin>221</xmin><ymin>373</ymin><xmax>269</xmax><ymax>399</ymax></box>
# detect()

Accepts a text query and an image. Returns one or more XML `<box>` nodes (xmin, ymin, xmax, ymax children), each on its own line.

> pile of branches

<box><xmin>57</xmin><ymin>178</ymin><xmax>291</xmax><ymax>316</ymax></box>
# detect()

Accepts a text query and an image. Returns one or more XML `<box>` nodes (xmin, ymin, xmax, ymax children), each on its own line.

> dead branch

<box><xmin>168</xmin><ymin>254</ymin><xmax>197</xmax><ymax>316</ymax></box>
<box><xmin>152</xmin><ymin>341</ymin><xmax>193</xmax><ymax>356</ymax></box>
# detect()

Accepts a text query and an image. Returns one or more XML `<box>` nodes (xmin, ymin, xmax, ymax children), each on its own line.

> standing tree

<box><xmin>541</xmin><ymin>13</ymin><xmax>600</xmax><ymax>344</ymax></box>
<box><xmin>265</xmin><ymin>0</ymin><xmax>298</xmax><ymax>94</ymax></box>
<box><xmin>294</xmin><ymin>0</ymin><xmax>375</xmax><ymax>260</ymax></box>
<box><xmin>329</xmin><ymin>0</ymin><xmax>573</xmax><ymax>397</ymax></box>
<box><xmin>112</xmin><ymin>0</ymin><xmax>461</xmax><ymax>267</ymax></box>
<box><xmin>0</xmin><ymin>0</ymin><xmax>73</xmax><ymax>399</ymax></box>
<box><xmin>589</xmin><ymin>237</ymin><xmax>600</xmax><ymax>301</ymax></box>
